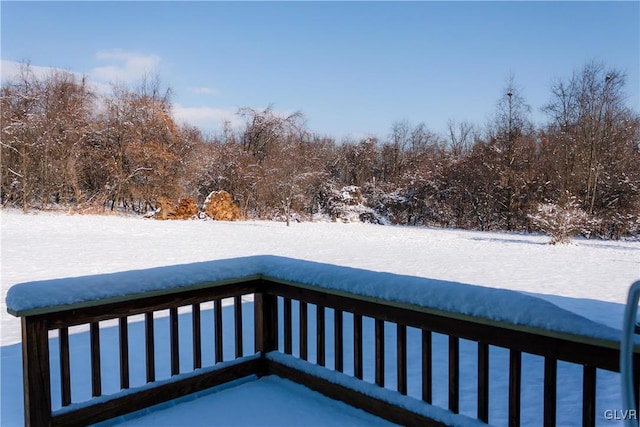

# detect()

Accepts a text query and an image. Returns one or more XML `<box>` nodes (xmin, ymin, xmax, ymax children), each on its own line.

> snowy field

<box><xmin>1</xmin><ymin>210</ymin><xmax>639</xmax><ymax>426</ymax></box>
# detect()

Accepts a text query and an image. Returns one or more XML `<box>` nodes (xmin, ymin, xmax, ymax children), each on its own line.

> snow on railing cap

<box><xmin>6</xmin><ymin>255</ymin><xmax>622</xmax><ymax>342</ymax></box>
<box><xmin>5</xmin><ymin>256</ymin><xmax>265</xmax><ymax>316</ymax></box>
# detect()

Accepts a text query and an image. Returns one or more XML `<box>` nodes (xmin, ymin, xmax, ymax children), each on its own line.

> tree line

<box><xmin>2</xmin><ymin>61</ymin><xmax>639</xmax><ymax>238</ymax></box>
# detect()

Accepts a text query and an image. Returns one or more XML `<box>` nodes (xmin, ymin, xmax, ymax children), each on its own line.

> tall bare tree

<box><xmin>446</xmin><ymin>119</ymin><xmax>477</xmax><ymax>157</ymax></box>
<box><xmin>39</xmin><ymin>70</ymin><xmax>95</xmax><ymax>207</ymax></box>
<box><xmin>543</xmin><ymin>61</ymin><xmax>640</xmax><ymax>231</ymax></box>
<box><xmin>484</xmin><ymin>76</ymin><xmax>537</xmax><ymax>230</ymax></box>
<box><xmin>1</xmin><ymin>63</ymin><xmax>44</xmax><ymax>212</ymax></box>
<box><xmin>238</xmin><ymin>106</ymin><xmax>303</xmax><ymax>163</ymax></box>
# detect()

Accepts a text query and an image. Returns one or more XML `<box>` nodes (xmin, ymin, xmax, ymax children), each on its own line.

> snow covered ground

<box><xmin>102</xmin><ymin>375</ymin><xmax>397</xmax><ymax>427</ymax></box>
<box><xmin>1</xmin><ymin>210</ymin><xmax>639</xmax><ymax>426</ymax></box>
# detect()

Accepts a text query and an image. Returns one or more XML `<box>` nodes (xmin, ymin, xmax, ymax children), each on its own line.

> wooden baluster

<box><xmin>397</xmin><ymin>324</ymin><xmax>407</xmax><ymax>395</ymax></box>
<box><xmin>422</xmin><ymin>329</ymin><xmax>432</xmax><ymax>403</ymax></box>
<box><xmin>90</xmin><ymin>322</ymin><xmax>101</xmax><ymax>397</ymax></box>
<box><xmin>119</xmin><ymin>318</ymin><xmax>130</xmax><ymax>389</ymax></box>
<box><xmin>354</xmin><ymin>314</ymin><xmax>363</xmax><ymax>380</ymax></box>
<box><xmin>170</xmin><ymin>307</ymin><xmax>179</xmax><ymax>376</ymax></box>
<box><xmin>449</xmin><ymin>336</ymin><xmax>459</xmax><ymax>414</ymax></box>
<box><xmin>544</xmin><ymin>357</ymin><xmax>557</xmax><ymax>427</ymax></box>
<box><xmin>234</xmin><ymin>296</ymin><xmax>243</xmax><ymax>358</ymax></box>
<box><xmin>59</xmin><ymin>327</ymin><xmax>71</xmax><ymax>406</ymax></box>
<box><xmin>582</xmin><ymin>365</ymin><xmax>596</xmax><ymax>427</ymax></box>
<box><xmin>375</xmin><ymin>319</ymin><xmax>385</xmax><ymax>387</ymax></box>
<box><xmin>21</xmin><ymin>317</ymin><xmax>52</xmax><ymax>427</ymax></box>
<box><xmin>145</xmin><ymin>312</ymin><xmax>155</xmax><ymax>383</ymax></box>
<box><xmin>317</xmin><ymin>305</ymin><xmax>325</xmax><ymax>366</ymax></box>
<box><xmin>300</xmin><ymin>302</ymin><xmax>308</xmax><ymax>360</ymax></box>
<box><xmin>283</xmin><ymin>297</ymin><xmax>292</xmax><ymax>355</ymax></box>
<box><xmin>192</xmin><ymin>304</ymin><xmax>202</xmax><ymax>369</ymax></box>
<box><xmin>215</xmin><ymin>299</ymin><xmax>223</xmax><ymax>363</ymax></box>
<box><xmin>509</xmin><ymin>349</ymin><xmax>522</xmax><ymax>427</ymax></box>
<box><xmin>334</xmin><ymin>309</ymin><xmax>343</xmax><ymax>372</ymax></box>
<box><xmin>477</xmin><ymin>342</ymin><xmax>489</xmax><ymax>423</ymax></box>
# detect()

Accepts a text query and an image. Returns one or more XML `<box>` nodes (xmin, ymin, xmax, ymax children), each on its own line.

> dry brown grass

<box><xmin>174</xmin><ymin>196</ymin><xmax>199</xmax><ymax>219</ymax></box>
<box><xmin>155</xmin><ymin>197</ymin><xmax>177</xmax><ymax>220</ymax></box>
<box><xmin>203</xmin><ymin>190</ymin><xmax>242</xmax><ymax>221</ymax></box>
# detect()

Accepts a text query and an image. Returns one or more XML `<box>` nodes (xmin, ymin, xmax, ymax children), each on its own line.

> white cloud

<box><xmin>191</xmin><ymin>86</ymin><xmax>220</xmax><ymax>96</ymax></box>
<box><xmin>173</xmin><ymin>104</ymin><xmax>303</xmax><ymax>134</ymax></box>
<box><xmin>1</xmin><ymin>59</ymin><xmax>59</xmax><ymax>82</ymax></box>
<box><xmin>173</xmin><ymin>104</ymin><xmax>243</xmax><ymax>131</ymax></box>
<box><xmin>90</xmin><ymin>49</ymin><xmax>161</xmax><ymax>83</ymax></box>
<box><xmin>0</xmin><ymin>59</ymin><xmax>111</xmax><ymax>95</ymax></box>
<box><xmin>3</xmin><ymin>50</ymin><xmax>163</xmax><ymax>88</ymax></box>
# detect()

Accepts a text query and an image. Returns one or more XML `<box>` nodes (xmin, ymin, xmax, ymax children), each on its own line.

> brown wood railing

<box><xmin>264</xmin><ymin>278</ymin><xmax>640</xmax><ymax>427</ymax></box>
<box><xmin>19</xmin><ymin>280</ymin><xmax>261</xmax><ymax>427</ymax></box>
<box><xmin>11</xmin><ymin>273</ymin><xmax>640</xmax><ymax>427</ymax></box>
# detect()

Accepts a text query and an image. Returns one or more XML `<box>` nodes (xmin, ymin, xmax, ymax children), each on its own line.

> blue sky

<box><xmin>2</xmin><ymin>1</ymin><xmax>638</xmax><ymax>141</ymax></box>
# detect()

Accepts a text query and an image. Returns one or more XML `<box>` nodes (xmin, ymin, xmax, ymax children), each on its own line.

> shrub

<box><xmin>529</xmin><ymin>197</ymin><xmax>593</xmax><ymax>244</ymax></box>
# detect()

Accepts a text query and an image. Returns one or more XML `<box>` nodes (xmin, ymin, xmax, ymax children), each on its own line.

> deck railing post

<box><xmin>21</xmin><ymin>316</ymin><xmax>52</xmax><ymax>427</ymax></box>
<box><xmin>255</xmin><ymin>288</ymin><xmax>278</xmax><ymax>358</ymax></box>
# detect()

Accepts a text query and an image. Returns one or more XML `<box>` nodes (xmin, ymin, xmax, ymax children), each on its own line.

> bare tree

<box><xmin>238</xmin><ymin>106</ymin><xmax>303</xmax><ymax>163</ymax></box>
<box><xmin>40</xmin><ymin>70</ymin><xmax>96</xmax><ymax>207</ymax></box>
<box><xmin>1</xmin><ymin>63</ymin><xmax>44</xmax><ymax>212</ymax></box>
<box><xmin>2</xmin><ymin>60</ymin><xmax>637</xmax><ymax>238</ymax></box>
<box><xmin>543</xmin><ymin>61</ymin><xmax>640</xmax><ymax>231</ymax></box>
<box><xmin>480</xmin><ymin>76</ymin><xmax>537</xmax><ymax>230</ymax></box>
<box><xmin>97</xmin><ymin>77</ymin><xmax>184</xmax><ymax>212</ymax></box>
<box><xmin>446</xmin><ymin>119</ymin><xmax>477</xmax><ymax>157</ymax></box>
<box><xmin>385</xmin><ymin>120</ymin><xmax>410</xmax><ymax>180</ymax></box>
<box><xmin>261</xmin><ymin>118</ymin><xmax>326</xmax><ymax>226</ymax></box>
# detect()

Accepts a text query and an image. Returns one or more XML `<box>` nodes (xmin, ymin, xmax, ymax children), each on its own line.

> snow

<box><xmin>106</xmin><ymin>375</ymin><xmax>395</xmax><ymax>427</ymax></box>
<box><xmin>6</xmin><ymin>255</ymin><xmax>624</xmax><ymax>342</ymax></box>
<box><xmin>266</xmin><ymin>352</ymin><xmax>486</xmax><ymax>427</ymax></box>
<box><xmin>1</xmin><ymin>209</ymin><xmax>640</xmax><ymax>426</ymax></box>
<box><xmin>57</xmin><ymin>355</ymin><xmax>261</xmax><ymax>416</ymax></box>
<box><xmin>5</xmin><ymin>258</ymin><xmax>264</xmax><ymax>316</ymax></box>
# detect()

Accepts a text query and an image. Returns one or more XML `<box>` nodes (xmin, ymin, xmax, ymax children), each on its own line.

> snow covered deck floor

<box><xmin>101</xmin><ymin>375</ymin><xmax>396</xmax><ymax>427</ymax></box>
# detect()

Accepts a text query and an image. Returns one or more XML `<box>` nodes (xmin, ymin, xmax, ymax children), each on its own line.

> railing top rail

<box><xmin>6</xmin><ymin>255</ymin><xmax>629</xmax><ymax>349</ymax></box>
<box><xmin>6</xmin><ymin>256</ymin><xmax>266</xmax><ymax>317</ymax></box>
<box><xmin>264</xmin><ymin>277</ymin><xmax>631</xmax><ymax>353</ymax></box>
<box><xmin>8</xmin><ymin>275</ymin><xmax>262</xmax><ymax>319</ymax></box>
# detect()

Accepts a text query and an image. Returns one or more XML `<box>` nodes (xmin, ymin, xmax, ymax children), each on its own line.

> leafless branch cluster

<box><xmin>2</xmin><ymin>61</ymin><xmax>639</xmax><ymax>238</ymax></box>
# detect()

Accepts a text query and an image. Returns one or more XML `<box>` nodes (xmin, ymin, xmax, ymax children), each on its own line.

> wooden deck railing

<box><xmin>10</xmin><ymin>270</ymin><xmax>640</xmax><ymax>427</ymax></box>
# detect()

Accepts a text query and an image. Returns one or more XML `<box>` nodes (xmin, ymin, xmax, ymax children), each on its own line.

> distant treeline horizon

<box><xmin>2</xmin><ymin>60</ymin><xmax>639</xmax><ymax>239</ymax></box>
